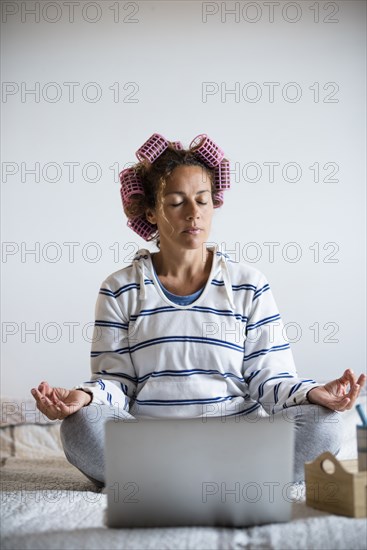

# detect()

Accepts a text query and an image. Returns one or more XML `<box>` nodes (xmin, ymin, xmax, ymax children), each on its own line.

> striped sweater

<box><xmin>75</xmin><ymin>244</ymin><xmax>319</xmax><ymax>418</ymax></box>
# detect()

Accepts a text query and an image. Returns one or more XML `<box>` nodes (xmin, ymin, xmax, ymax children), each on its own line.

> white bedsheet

<box><xmin>1</xmin><ymin>396</ymin><xmax>366</xmax><ymax>550</ymax></box>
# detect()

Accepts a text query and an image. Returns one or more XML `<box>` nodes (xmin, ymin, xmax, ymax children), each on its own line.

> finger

<box><xmin>332</xmin><ymin>371</ymin><xmax>349</xmax><ymax>397</ymax></box>
<box><xmin>344</xmin><ymin>384</ymin><xmax>361</xmax><ymax>410</ymax></box>
<box><xmin>38</xmin><ymin>381</ymin><xmax>46</xmax><ymax>391</ymax></box>
<box><xmin>51</xmin><ymin>393</ymin><xmax>65</xmax><ymax>410</ymax></box>
<box><xmin>51</xmin><ymin>388</ymin><xmax>60</xmax><ymax>401</ymax></box>
<box><xmin>356</xmin><ymin>373</ymin><xmax>366</xmax><ymax>388</ymax></box>
<box><xmin>319</xmin><ymin>392</ymin><xmax>351</xmax><ymax>412</ymax></box>
<box><xmin>335</xmin><ymin>370</ymin><xmax>356</xmax><ymax>398</ymax></box>
<box><xmin>31</xmin><ymin>390</ymin><xmax>54</xmax><ymax>417</ymax></box>
<box><xmin>52</xmin><ymin>400</ymin><xmax>75</xmax><ymax>420</ymax></box>
<box><xmin>338</xmin><ymin>369</ymin><xmax>350</xmax><ymax>383</ymax></box>
<box><xmin>50</xmin><ymin>388</ymin><xmax>60</xmax><ymax>405</ymax></box>
<box><xmin>42</xmin><ymin>394</ymin><xmax>55</xmax><ymax>407</ymax></box>
<box><xmin>37</xmin><ymin>394</ymin><xmax>60</xmax><ymax>419</ymax></box>
<box><xmin>31</xmin><ymin>388</ymin><xmax>45</xmax><ymax>405</ymax></box>
<box><xmin>31</xmin><ymin>388</ymin><xmax>42</xmax><ymax>407</ymax></box>
<box><xmin>43</xmin><ymin>402</ymin><xmax>61</xmax><ymax>420</ymax></box>
<box><xmin>346</xmin><ymin>382</ymin><xmax>360</xmax><ymax>400</ymax></box>
<box><xmin>38</xmin><ymin>381</ymin><xmax>51</xmax><ymax>397</ymax></box>
<box><xmin>332</xmin><ymin>396</ymin><xmax>351</xmax><ymax>412</ymax></box>
<box><xmin>53</xmin><ymin>404</ymin><xmax>64</xmax><ymax>420</ymax></box>
<box><xmin>347</xmin><ymin>369</ymin><xmax>358</xmax><ymax>387</ymax></box>
<box><xmin>50</xmin><ymin>394</ymin><xmax>65</xmax><ymax>411</ymax></box>
<box><xmin>56</xmin><ymin>401</ymin><xmax>75</xmax><ymax>417</ymax></box>
<box><xmin>339</xmin><ymin>369</ymin><xmax>355</xmax><ymax>389</ymax></box>
<box><xmin>44</xmin><ymin>382</ymin><xmax>54</xmax><ymax>397</ymax></box>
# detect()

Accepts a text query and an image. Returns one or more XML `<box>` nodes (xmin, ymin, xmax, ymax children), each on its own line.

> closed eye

<box><xmin>171</xmin><ymin>202</ymin><xmax>208</xmax><ymax>207</ymax></box>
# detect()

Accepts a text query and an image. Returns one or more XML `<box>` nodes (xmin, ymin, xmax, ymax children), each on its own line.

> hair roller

<box><xmin>120</xmin><ymin>167</ymin><xmax>145</xmax><ymax>205</ymax></box>
<box><xmin>213</xmin><ymin>159</ymin><xmax>231</xmax><ymax>190</ymax></box>
<box><xmin>127</xmin><ymin>216</ymin><xmax>158</xmax><ymax>241</ymax></box>
<box><xmin>120</xmin><ymin>132</ymin><xmax>231</xmax><ymax>241</ymax></box>
<box><xmin>170</xmin><ymin>141</ymin><xmax>184</xmax><ymax>151</ymax></box>
<box><xmin>135</xmin><ymin>133</ymin><xmax>169</xmax><ymax>164</ymax></box>
<box><xmin>189</xmin><ymin>134</ymin><xmax>225</xmax><ymax>168</ymax></box>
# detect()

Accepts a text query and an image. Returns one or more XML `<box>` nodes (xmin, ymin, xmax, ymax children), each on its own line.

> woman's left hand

<box><xmin>307</xmin><ymin>369</ymin><xmax>366</xmax><ymax>411</ymax></box>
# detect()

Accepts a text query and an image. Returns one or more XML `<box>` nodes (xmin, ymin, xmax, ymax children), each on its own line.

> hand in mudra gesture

<box><xmin>307</xmin><ymin>369</ymin><xmax>366</xmax><ymax>411</ymax></box>
<box><xmin>31</xmin><ymin>381</ymin><xmax>91</xmax><ymax>420</ymax></box>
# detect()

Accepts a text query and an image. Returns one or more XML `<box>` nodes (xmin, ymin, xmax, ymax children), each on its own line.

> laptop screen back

<box><xmin>105</xmin><ymin>415</ymin><xmax>295</xmax><ymax>528</ymax></box>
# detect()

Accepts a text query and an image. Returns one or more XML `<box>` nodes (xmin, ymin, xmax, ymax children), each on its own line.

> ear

<box><xmin>145</xmin><ymin>208</ymin><xmax>157</xmax><ymax>225</ymax></box>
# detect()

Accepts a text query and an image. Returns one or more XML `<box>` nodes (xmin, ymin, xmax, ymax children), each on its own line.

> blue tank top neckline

<box><xmin>151</xmin><ymin>260</ymin><xmax>205</xmax><ymax>305</ymax></box>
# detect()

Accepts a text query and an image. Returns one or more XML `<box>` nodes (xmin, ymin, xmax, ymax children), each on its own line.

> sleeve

<box><xmin>243</xmin><ymin>275</ymin><xmax>320</xmax><ymax>415</ymax></box>
<box><xmin>73</xmin><ymin>278</ymin><xmax>137</xmax><ymax>411</ymax></box>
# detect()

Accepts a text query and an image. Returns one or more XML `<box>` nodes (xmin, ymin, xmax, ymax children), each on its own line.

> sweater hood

<box><xmin>132</xmin><ymin>244</ymin><xmax>236</xmax><ymax>310</ymax></box>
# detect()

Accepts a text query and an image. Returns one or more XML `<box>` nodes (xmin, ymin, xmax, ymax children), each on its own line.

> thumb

<box><xmin>38</xmin><ymin>381</ymin><xmax>52</xmax><ymax>395</ymax></box>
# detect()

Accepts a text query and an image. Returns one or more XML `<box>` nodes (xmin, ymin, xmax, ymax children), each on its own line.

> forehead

<box><xmin>164</xmin><ymin>165</ymin><xmax>211</xmax><ymax>194</ymax></box>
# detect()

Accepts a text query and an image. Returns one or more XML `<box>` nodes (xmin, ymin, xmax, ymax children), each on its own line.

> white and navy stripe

<box><xmin>74</xmin><ymin>245</ymin><xmax>319</xmax><ymax>418</ymax></box>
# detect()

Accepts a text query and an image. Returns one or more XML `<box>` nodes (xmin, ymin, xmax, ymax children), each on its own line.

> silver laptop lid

<box><xmin>105</xmin><ymin>415</ymin><xmax>295</xmax><ymax>528</ymax></box>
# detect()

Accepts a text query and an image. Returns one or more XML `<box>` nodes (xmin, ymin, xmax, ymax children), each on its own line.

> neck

<box><xmin>152</xmin><ymin>246</ymin><xmax>212</xmax><ymax>280</ymax></box>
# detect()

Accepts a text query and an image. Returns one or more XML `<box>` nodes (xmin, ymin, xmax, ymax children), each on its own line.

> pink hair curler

<box><xmin>135</xmin><ymin>133</ymin><xmax>169</xmax><ymax>164</ymax></box>
<box><xmin>213</xmin><ymin>159</ymin><xmax>231</xmax><ymax>190</ymax></box>
<box><xmin>189</xmin><ymin>134</ymin><xmax>225</xmax><ymax>168</ymax></box>
<box><xmin>120</xmin><ymin>167</ymin><xmax>145</xmax><ymax>206</ymax></box>
<box><xmin>121</xmin><ymin>133</ymin><xmax>231</xmax><ymax>240</ymax></box>
<box><xmin>213</xmin><ymin>190</ymin><xmax>224</xmax><ymax>208</ymax></box>
<box><xmin>170</xmin><ymin>141</ymin><xmax>184</xmax><ymax>150</ymax></box>
<box><xmin>127</xmin><ymin>216</ymin><xmax>158</xmax><ymax>241</ymax></box>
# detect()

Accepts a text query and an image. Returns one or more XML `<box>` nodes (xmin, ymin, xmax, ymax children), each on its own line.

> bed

<box><xmin>1</xmin><ymin>395</ymin><xmax>366</xmax><ymax>550</ymax></box>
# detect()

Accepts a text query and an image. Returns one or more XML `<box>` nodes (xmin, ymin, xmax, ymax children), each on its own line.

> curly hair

<box><xmin>122</xmin><ymin>144</ymin><xmax>224</xmax><ymax>249</ymax></box>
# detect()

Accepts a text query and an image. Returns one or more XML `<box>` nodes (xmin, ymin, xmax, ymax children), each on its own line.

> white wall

<box><xmin>1</xmin><ymin>0</ymin><xmax>366</xmax><ymax>397</ymax></box>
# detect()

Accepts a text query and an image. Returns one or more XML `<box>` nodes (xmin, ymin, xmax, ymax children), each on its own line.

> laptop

<box><xmin>104</xmin><ymin>414</ymin><xmax>295</xmax><ymax>528</ymax></box>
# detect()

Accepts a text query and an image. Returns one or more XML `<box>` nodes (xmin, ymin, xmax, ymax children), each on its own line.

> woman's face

<box><xmin>146</xmin><ymin>165</ymin><xmax>214</xmax><ymax>253</ymax></box>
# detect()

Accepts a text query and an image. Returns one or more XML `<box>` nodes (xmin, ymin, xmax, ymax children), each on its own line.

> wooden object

<box><xmin>305</xmin><ymin>452</ymin><xmax>367</xmax><ymax>517</ymax></box>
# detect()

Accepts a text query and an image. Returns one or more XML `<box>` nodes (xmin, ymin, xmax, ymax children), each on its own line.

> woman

<box><xmin>31</xmin><ymin>133</ymin><xmax>365</xmax><ymax>487</ymax></box>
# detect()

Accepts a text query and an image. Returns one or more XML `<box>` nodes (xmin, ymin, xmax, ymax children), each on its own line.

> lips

<box><xmin>183</xmin><ymin>227</ymin><xmax>202</xmax><ymax>233</ymax></box>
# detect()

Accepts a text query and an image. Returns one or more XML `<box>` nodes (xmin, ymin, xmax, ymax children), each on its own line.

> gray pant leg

<box><xmin>275</xmin><ymin>403</ymin><xmax>343</xmax><ymax>482</ymax></box>
<box><xmin>60</xmin><ymin>403</ymin><xmax>135</xmax><ymax>487</ymax></box>
<box><xmin>60</xmin><ymin>402</ymin><xmax>342</xmax><ymax>488</ymax></box>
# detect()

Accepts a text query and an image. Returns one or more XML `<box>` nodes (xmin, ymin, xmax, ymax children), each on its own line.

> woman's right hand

<box><xmin>31</xmin><ymin>381</ymin><xmax>92</xmax><ymax>420</ymax></box>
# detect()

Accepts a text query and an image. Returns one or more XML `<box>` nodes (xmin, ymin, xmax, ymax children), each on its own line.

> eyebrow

<box><xmin>163</xmin><ymin>190</ymin><xmax>211</xmax><ymax>197</ymax></box>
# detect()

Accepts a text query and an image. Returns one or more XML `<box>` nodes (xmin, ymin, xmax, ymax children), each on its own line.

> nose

<box><xmin>185</xmin><ymin>200</ymin><xmax>200</xmax><ymax>220</ymax></box>
<box><xmin>186</xmin><ymin>209</ymin><xmax>200</xmax><ymax>221</ymax></box>
<box><xmin>186</xmin><ymin>214</ymin><xmax>199</xmax><ymax>220</ymax></box>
